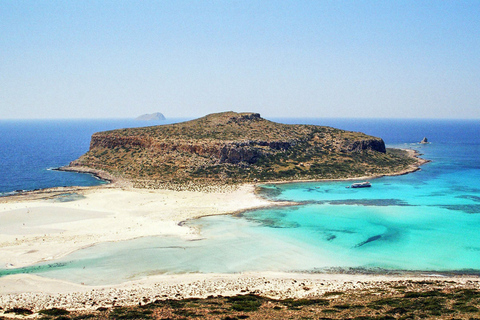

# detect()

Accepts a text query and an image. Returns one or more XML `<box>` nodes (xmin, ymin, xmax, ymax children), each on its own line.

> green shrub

<box><xmin>5</xmin><ymin>307</ymin><xmax>33</xmax><ymax>315</ymax></box>
<box><xmin>227</xmin><ymin>294</ymin><xmax>263</xmax><ymax>312</ymax></box>
<box><xmin>39</xmin><ymin>308</ymin><xmax>70</xmax><ymax>316</ymax></box>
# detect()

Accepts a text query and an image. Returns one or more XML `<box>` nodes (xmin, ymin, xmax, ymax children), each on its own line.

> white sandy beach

<box><xmin>0</xmin><ymin>185</ymin><xmax>275</xmax><ymax>271</ymax></box>
<box><xmin>1</xmin><ymin>182</ymin><xmax>479</xmax><ymax>313</ymax></box>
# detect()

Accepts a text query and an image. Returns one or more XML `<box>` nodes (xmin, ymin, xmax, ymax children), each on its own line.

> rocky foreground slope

<box><xmin>68</xmin><ymin>112</ymin><xmax>419</xmax><ymax>188</ymax></box>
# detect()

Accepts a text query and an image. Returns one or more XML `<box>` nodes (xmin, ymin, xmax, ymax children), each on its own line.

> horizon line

<box><xmin>1</xmin><ymin>116</ymin><xmax>480</xmax><ymax>121</ymax></box>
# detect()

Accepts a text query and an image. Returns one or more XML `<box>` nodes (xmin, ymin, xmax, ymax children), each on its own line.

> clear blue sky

<box><xmin>1</xmin><ymin>1</ymin><xmax>479</xmax><ymax>119</ymax></box>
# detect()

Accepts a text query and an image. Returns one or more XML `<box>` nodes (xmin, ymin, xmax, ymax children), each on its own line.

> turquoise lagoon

<box><xmin>1</xmin><ymin>119</ymin><xmax>480</xmax><ymax>285</ymax></box>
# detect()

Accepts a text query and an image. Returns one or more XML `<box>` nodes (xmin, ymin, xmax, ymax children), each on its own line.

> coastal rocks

<box><xmin>337</xmin><ymin>138</ymin><xmax>386</xmax><ymax>153</ymax></box>
<box><xmin>420</xmin><ymin>137</ymin><xmax>428</xmax><ymax>144</ymax></box>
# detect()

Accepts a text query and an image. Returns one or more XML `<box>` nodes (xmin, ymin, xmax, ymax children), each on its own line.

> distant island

<box><xmin>135</xmin><ymin>112</ymin><xmax>166</xmax><ymax>121</ymax></box>
<box><xmin>67</xmin><ymin>112</ymin><xmax>423</xmax><ymax>189</ymax></box>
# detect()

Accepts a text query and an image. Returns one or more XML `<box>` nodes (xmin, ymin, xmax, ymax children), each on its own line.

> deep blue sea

<box><xmin>1</xmin><ymin>118</ymin><xmax>480</xmax><ymax>284</ymax></box>
<box><xmin>0</xmin><ymin>118</ymin><xmax>184</xmax><ymax>195</ymax></box>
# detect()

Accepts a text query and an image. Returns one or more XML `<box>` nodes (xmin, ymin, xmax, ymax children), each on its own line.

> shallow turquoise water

<box><xmin>2</xmin><ymin>121</ymin><xmax>480</xmax><ymax>285</ymax></box>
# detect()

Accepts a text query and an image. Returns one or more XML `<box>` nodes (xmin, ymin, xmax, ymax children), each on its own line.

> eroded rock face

<box><xmin>338</xmin><ymin>139</ymin><xmax>386</xmax><ymax>153</ymax></box>
<box><xmin>219</xmin><ymin>145</ymin><xmax>260</xmax><ymax>164</ymax></box>
<box><xmin>89</xmin><ymin>135</ymin><xmax>296</xmax><ymax>165</ymax></box>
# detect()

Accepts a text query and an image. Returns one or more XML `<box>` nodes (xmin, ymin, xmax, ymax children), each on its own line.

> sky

<box><xmin>1</xmin><ymin>1</ymin><xmax>479</xmax><ymax>119</ymax></box>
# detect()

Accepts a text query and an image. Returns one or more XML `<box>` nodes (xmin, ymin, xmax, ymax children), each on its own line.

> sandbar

<box><xmin>0</xmin><ymin>185</ymin><xmax>276</xmax><ymax>271</ymax></box>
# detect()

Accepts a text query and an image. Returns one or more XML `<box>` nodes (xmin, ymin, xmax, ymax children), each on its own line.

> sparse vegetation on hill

<box><xmin>11</xmin><ymin>283</ymin><xmax>480</xmax><ymax>319</ymax></box>
<box><xmin>69</xmin><ymin>112</ymin><xmax>420</xmax><ymax>188</ymax></box>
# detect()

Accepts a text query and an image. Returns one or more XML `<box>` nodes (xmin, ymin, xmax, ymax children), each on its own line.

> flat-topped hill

<box><xmin>68</xmin><ymin>112</ymin><xmax>419</xmax><ymax>188</ymax></box>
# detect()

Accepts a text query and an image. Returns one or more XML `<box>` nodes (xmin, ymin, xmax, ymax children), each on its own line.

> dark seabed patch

<box><xmin>325</xmin><ymin>199</ymin><xmax>411</xmax><ymax>207</ymax></box>
<box><xmin>256</xmin><ymin>186</ymin><xmax>282</xmax><ymax>199</ymax></box>
<box><xmin>452</xmin><ymin>186</ymin><xmax>480</xmax><ymax>194</ymax></box>
<box><xmin>354</xmin><ymin>235</ymin><xmax>383</xmax><ymax>248</ymax></box>
<box><xmin>326</xmin><ymin>228</ymin><xmax>356</xmax><ymax>234</ymax></box>
<box><xmin>354</xmin><ymin>228</ymin><xmax>401</xmax><ymax>248</ymax></box>
<box><xmin>238</xmin><ymin>210</ymin><xmax>288</xmax><ymax>220</ymax></box>
<box><xmin>256</xmin><ymin>219</ymin><xmax>301</xmax><ymax>229</ymax></box>
<box><xmin>423</xmin><ymin>191</ymin><xmax>449</xmax><ymax>197</ymax></box>
<box><xmin>438</xmin><ymin>204</ymin><xmax>480</xmax><ymax>214</ymax></box>
<box><xmin>456</xmin><ymin>195</ymin><xmax>480</xmax><ymax>203</ymax></box>
<box><xmin>326</xmin><ymin>234</ymin><xmax>337</xmax><ymax>241</ymax></box>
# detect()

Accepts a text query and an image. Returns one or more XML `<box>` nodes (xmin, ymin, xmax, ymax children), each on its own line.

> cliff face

<box><xmin>71</xmin><ymin>112</ymin><xmax>414</xmax><ymax>186</ymax></box>
<box><xmin>337</xmin><ymin>139</ymin><xmax>386</xmax><ymax>153</ymax></box>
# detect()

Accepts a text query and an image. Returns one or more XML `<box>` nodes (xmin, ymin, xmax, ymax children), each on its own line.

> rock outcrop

<box><xmin>337</xmin><ymin>138</ymin><xmax>386</xmax><ymax>153</ymax></box>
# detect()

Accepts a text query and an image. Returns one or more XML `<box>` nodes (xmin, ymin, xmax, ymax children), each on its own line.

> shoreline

<box><xmin>0</xmin><ymin>148</ymin><xmax>438</xmax><ymax>311</ymax></box>
<box><xmin>55</xmin><ymin>147</ymin><xmax>429</xmax><ymax>191</ymax></box>
<box><xmin>259</xmin><ymin>148</ymin><xmax>430</xmax><ymax>187</ymax></box>
<box><xmin>2</xmin><ymin>147</ymin><xmax>428</xmax><ymax>198</ymax></box>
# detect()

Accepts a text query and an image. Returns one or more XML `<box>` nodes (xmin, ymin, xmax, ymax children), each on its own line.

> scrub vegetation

<box><xmin>14</xmin><ymin>281</ymin><xmax>480</xmax><ymax>319</ymax></box>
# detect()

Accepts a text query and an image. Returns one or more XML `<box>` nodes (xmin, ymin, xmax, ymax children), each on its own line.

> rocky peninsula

<box><xmin>66</xmin><ymin>111</ymin><xmax>421</xmax><ymax>189</ymax></box>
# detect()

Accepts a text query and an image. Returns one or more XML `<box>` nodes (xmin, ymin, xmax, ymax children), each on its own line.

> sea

<box><xmin>1</xmin><ymin>118</ymin><xmax>480</xmax><ymax>285</ymax></box>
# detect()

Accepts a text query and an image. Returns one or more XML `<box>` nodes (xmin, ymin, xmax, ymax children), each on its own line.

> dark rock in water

<box><xmin>420</xmin><ymin>137</ymin><xmax>428</xmax><ymax>144</ymax></box>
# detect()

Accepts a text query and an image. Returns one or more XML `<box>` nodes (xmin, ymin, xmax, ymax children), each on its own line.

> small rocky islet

<box><xmin>67</xmin><ymin>111</ymin><xmax>420</xmax><ymax>189</ymax></box>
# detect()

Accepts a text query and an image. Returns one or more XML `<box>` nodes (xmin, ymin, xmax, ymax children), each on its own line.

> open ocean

<box><xmin>0</xmin><ymin>118</ymin><xmax>183</xmax><ymax>195</ymax></box>
<box><xmin>1</xmin><ymin>118</ymin><xmax>480</xmax><ymax>284</ymax></box>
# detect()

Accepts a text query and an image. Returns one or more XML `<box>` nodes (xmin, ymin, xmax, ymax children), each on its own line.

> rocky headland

<box><xmin>66</xmin><ymin>111</ymin><xmax>421</xmax><ymax>189</ymax></box>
